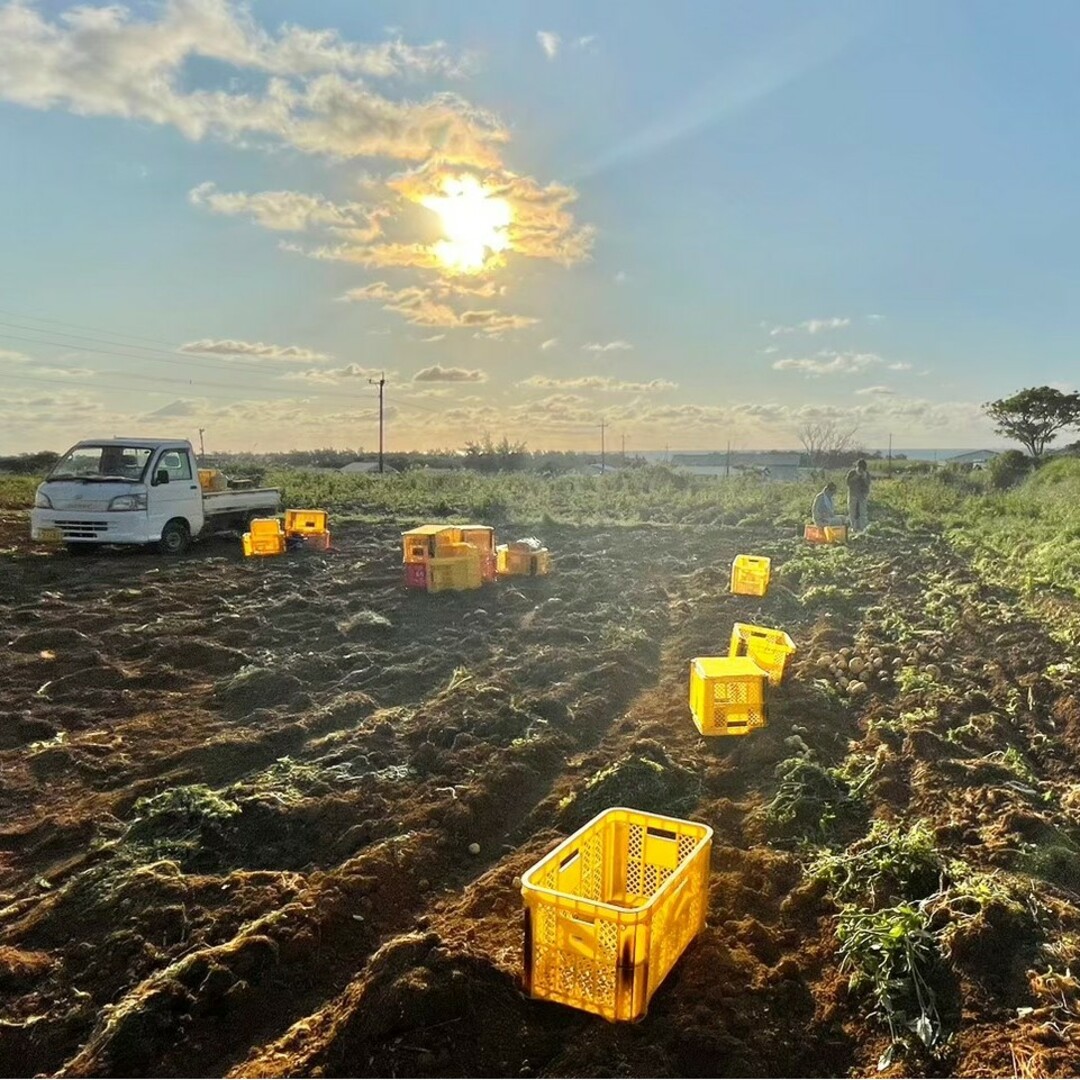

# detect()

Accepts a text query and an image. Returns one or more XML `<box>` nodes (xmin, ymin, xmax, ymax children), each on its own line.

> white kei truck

<box><xmin>30</xmin><ymin>438</ymin><xmax>282</xmax><ymax>555</ymax></box>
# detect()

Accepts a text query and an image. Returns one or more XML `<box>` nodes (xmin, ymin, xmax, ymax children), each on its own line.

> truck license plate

<box><xmin>39</xmin><ymin>528</ymin><xmax>63</xmax><ymax>543</ymax></box>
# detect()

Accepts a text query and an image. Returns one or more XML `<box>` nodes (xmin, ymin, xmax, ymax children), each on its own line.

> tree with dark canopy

<box><xmin>984</xmin><ymin>386</ymin><xmax>1080</xmax><ymax>460</ymax></box>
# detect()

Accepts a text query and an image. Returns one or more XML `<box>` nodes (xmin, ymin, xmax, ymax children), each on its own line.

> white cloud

<box><xmin>574</xmin><ymin>35</ymin><xmax>598</xmax><ymax>51</ymax></box>
<box><xmin>189</xmin><ymin>182</ymin><xmax>385</xmax><ymax>238</ymax></box>
<box><xmin>522</xmin><ymin>376</ymin><xmax>676</xmax><ymax>393</ymax></box>
<box><xmin>420</xmin><ymin>334</ymin><xmax>446</xmax><ymax>343</ymax></box>
<box><xmin>888</xmin><ymin>361</ymin><xmax>913</xmax><ymax>371</ymax></box>
<box><xmin>0</xmin><ymin>1</ymin><xmax>503</xmax><ymax>167</ymax></box>
<box><xmin>614</xmin><ymin>270</ymin><xmax>627</xmax><ymax>284</ymax></box>
<box><xmin>769</xmin><ymin>317</ymin><xmax>851</xmax><ymax>336</ymax></box>
<box><xmin>179</xmin><ymin>338</ymin><xmax>330</xmax><ymax>362</ymax></box>
<box><xmin>537</xmin><ymin>31</ymin><xmax>560</xmax><ymax>60</ymax></box>
<box><xmin>413</xmin><ymin>365</ymin><xmax>487</xmax><ymax>383</ymax></box>
<box><xmin>344</xmin><ymin>282</ymin><xmax>538</xmax><ymax>336</ymax></box>
<box><xmin>583</xmin><ymin>340</ymin><xmax>633</xmax><ymax>354</ymax></box>
<box><xmin>540</xmin><ymin>338</ymin><xmax>559</xmax><ymax>352</ymax></box>
<box><xmin>1</xmin><ymin>348</ymin><xmax>94</xmax><ymax>378</ymax></box>
<box><xmin>762</xmin><ymin>345</ymin><xmax>779</xmax><ymax>355</ymax></box>
<box><xmin>866</xmin><ymin>313</ymin><xmax>885</xmax><ymax>321</ymax></box>
<box><xmin>773</xmin><ymin>351</ymin><xmax>882</xmax><ymax>376</ymax></box>
<box><xmin>855</xmin><ymin>385</ymin><xmax>895</xmax><ymax>396</ymax></box>
<box><xmin>278</xmin><ymin>363</ymin><xmax>384</xmax><ymax>383</ymax></box>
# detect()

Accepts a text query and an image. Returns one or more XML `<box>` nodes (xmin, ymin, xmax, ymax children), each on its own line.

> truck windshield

<box><xmin>48</xmin><ymin>445</ymin><xmax>154</xmax><ymax>482</ymax></box>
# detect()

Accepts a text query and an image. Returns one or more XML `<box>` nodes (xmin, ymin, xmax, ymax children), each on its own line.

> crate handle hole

<box><xmin>646</xmin><ymin>826</ymin><xmax>677</xmax><ymax>841</ymax></box>
<box><xmin>559</xmin><ymin>849</ymin><xmax>581</xmax><ymax>871</ymax></box>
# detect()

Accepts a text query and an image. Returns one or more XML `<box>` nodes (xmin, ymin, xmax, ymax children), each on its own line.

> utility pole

<box><xmin>369</xmin><ymin>372</ymin><xmax>386</xmax><ymax>473</ymax></box>
<box><xmin>197</xmin><ymin>428</ymin><xmax>205</xmax><ymax>458</ymax></box>
<box><xmin>600</xmin><ymin>420</ymin><xmax>607</xmax><ymax>474</ymax></box>
<box><xmin>621</xmin><ymin>433</ymin><xmax>626</xmax><ymax>464</ymax></box>
<box><xmin>726</xmin><ymin>439</ymin><xmax>732</xmax><ymax>479</ymax></box>
<box><xmin>887</xmin><ymin>432</ymin><xmax>892</xmax><ymax>476</ymax></box>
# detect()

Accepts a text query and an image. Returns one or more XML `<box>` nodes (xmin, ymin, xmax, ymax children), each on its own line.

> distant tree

<box><xmin>984</xmin><ymin>387</ymin><xmax>1080</xmax><ymax>460</ymax></box>
<box><xmin>795</xmin><ymin>420</ymin><xmax>860</xmax><ymax>468</ymax></box>
<box><xmin>988</xmin><ymin>449</ymin><xmax>1033</xmax><ymax>490</ymax></box>
<box><xmin>463</xmin><ymin>433</ymin><xmax>528</xmax><ymax>473</ymax></box>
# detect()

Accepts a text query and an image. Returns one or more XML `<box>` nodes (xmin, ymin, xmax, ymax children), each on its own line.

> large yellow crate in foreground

<box><xmin>689</xmin><ymin>656</ymin><xmax>767</xmax><ymax>735</ymax></box>
<box><xmin>730</xmin><ymin>554</ymin><xmax>771</xmax><ymax>597</ymax></box>
<box><xmin>729</xmin><ymin>622</ymin><xmax>797</xmax><ymax>686</ymax></box>
<box><xmin>521</xmin><ymin>807</ymin><xmax>712</xmax><ymax>1022</ymax></box>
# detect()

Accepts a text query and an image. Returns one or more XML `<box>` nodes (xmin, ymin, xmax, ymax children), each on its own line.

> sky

<box><xmin>1</xmin><ymin>0</ymin><xmax>1079</xmax><ymax>455</ymax></box>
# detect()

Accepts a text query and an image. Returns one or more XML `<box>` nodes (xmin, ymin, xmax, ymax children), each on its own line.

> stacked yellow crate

<box><xmin>401</xmin><ymin>525</ymin><xmax>485</xmax><ymax>592</ymax></box>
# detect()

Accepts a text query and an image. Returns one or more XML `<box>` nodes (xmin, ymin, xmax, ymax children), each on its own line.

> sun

<box><xmin>421</xmin><ymin>175</ymin><xmax>511</xmax><ymax>273</ymax></box>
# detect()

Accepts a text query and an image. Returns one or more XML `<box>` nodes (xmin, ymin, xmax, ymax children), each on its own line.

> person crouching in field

<box><xmin>846</xmin><ymin>459</ymin><xmax>871</xmax><ymax>533</ymax></box>
<box><xmin>812</xmin><ymin>482</ymin><xmax>848</xmax><ymax>527</ymax></box>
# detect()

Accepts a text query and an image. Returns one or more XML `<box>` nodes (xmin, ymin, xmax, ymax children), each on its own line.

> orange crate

<box><xmin>521</xmin><ymin>807</ymin><xmax>712</xmax><ymax>1022</ymax></box>
<box><xmin>688</xmin><ymin>656</ymin><xmax>767</xmax><ymax>736</ymax></box>
<box><xmin>284</xmin><ymin>509</ymin><xmax>328</xmax><ymax>536</ymax></box>
<box><xmin>729</xmin><ymin>623</ymin><xmax>797</xmax><ymax>685</ymax></box>
<box><xmin>730</xmin><ymin>554</ymin><xmax>771</xmax><ymax>597</ymax></box>
<box><xmin>805</xmin><ymin>524</ymin><xmax>846</xmax><ymax>544</ymax></box>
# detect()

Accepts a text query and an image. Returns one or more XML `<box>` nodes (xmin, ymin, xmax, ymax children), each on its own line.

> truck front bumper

<box><xmin>31</xmin><ymin>510</ymin><xmax>152</xmax><ymax>544</ymax></box>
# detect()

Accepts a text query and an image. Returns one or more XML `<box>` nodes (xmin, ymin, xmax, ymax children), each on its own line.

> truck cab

<box><xmin>31</xmin><ymin>438</ymin><xmax>281</xmax><ymax>554</ymax></box>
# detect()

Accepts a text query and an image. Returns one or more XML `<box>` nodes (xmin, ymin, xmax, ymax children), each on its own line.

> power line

<box><xmin>0</xmin><ymin>306</ymin><xmax>196</xmax><ymax>349</ymax></box>
<box><xmin>1</xmin><ymin>368</ymin><xmax>380</xmax><ymax>408</ymax></box>
<box><xmin>0</xmin><ymin>336</ymin><xmax>384</xmax><ymax>405</ymax></box>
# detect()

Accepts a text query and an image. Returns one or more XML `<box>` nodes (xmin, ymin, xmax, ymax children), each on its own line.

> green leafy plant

<box><xmin>812</xmin><ymin>820</ymin><xmax>943</xmax><ymax>908</ymax></box>
<box><xmin>837</xmin><ymin>903</ymin><xmax>944</xmax><ymax>1066</ymax></box>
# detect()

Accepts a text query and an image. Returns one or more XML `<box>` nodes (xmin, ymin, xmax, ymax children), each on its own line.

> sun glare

<box><xmin>421</xmin><ymin>175</ymin><xmax>511</xmax><ymax>273</ymax></box>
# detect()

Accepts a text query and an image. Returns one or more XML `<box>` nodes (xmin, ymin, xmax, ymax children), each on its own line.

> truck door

<box><xmin>148</xmin><ymin>448</ymin><xmax>205</xmax><ymax>539</ymax></box>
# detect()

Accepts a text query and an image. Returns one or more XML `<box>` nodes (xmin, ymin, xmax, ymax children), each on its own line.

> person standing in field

<box><xmin>846</xmin><ymin>459</ymin><xmax>871</xmax><ymax>533</ymax></box>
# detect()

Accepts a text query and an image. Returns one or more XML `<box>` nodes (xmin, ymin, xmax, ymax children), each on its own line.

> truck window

<box><xmin>158</xmin><ymin>450</ymin><xmax>193</xmax><ymax>481</ymax></box>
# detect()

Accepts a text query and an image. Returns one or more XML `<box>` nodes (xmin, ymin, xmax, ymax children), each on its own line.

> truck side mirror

<box><xmin>155</xmin><ymin>469</ymin><xmax>170</xmax><ymax>485</ymax></box>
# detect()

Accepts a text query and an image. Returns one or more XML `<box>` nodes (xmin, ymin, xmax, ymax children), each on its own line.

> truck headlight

<box><xmin>34</xmin><ymin>490</ymin><xmax>52</xmax><ymax>509</ymax></box>
<box><xmin>108</xmin><ymin>493</ymin><xmax>148</xmax><ymax>511</ymax></box>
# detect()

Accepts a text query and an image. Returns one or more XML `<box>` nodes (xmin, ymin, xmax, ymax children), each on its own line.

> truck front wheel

<box><xmin>158</xmin><ymin>519</ymin><xmax>190</xmax><ymax>556</ymax></box>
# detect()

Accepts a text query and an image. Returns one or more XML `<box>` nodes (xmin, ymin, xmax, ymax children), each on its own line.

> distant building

<box><xmin>340</xmin><ymin>461</ymin><xmax>399</xmax><ymax>475</ymax></box>
<box><xmin>671</xmin><ymin>452</ymin><xmax>802</xmax><ymax>481</ymax></box>
<box><xmin>944</xmin><ymin>450</ymin><xmax>1000</xmax><ymax>468</ymax></box>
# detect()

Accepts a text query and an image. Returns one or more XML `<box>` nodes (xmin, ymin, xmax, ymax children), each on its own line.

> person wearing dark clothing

<box><xmin>846</xmin><ymin>459</ymin><xmax>871</xmax><ymax>532</ymax></box>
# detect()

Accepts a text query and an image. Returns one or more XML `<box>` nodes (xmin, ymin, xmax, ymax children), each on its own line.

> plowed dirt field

<box><xmin>3</xmin><ymin>510</ymin><xmax>1080</xmax><ymax>1077</ymax></box>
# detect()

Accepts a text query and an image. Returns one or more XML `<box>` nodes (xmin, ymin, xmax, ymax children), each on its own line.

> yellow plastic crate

<box><xmin>825</xmin><ymin>525</ymin><xmax>848</xmax><ymax>544</ymax></box>
<box><xmin>284</xmin><ymin>509</ymin><xmax>328</xmax><ymax>536</ymax></box>
<box><xmin>427</xmin><ymin>553</ymin><xmax>482</xmax><ymax>593</ymax></box>
<box><xmin>402</xmin><ymin>525</ymin><xmax>462</xmax><ymax>564</ymax></box>
<box><xmin>521</xmin><ymin>807</ymin><xmax>712</xmax><ymax>1022</ymax></box>
<box><xmin>730</xmin><ymin>554</ymin><xmax>771</xmax><ymax>597</ymax></box>
<box><xmin>496</xmin><ymin>545</ymin><xmax>552</xmax><ymax>577</ymax></box>
<box><xmin>198</xmin><ymin>468</ymin><xmax>226</xmax><ymax>492</ymax></box>
<box><xmin>249</xmin><ymin>517</ymin><xmax>283</xmax><ymax>539</ymax></box>
<box><xmin>242</xmin><ymin>531</ymin><xmax>286</xmax><ymax>557</ymax></box>
<box><xmin>459</xmin><ymin>525</ymin><xmax>495</xmax><ymax>554</ymax></box>
<box><xmin>729</xmin><ymin>623</ymin><xmax>797</xmax><ymax>686</ymax></box>
<box><xmin>688</xmin><ymin>656</ymin><xmax>767</xmax><ymax>736</ymax></box>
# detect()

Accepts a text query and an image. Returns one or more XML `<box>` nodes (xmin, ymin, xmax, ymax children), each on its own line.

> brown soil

<box><xmin>2</xmin><ymin>514</ymin><xmax>1080</xmax><ymax>1077</ymax></box>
